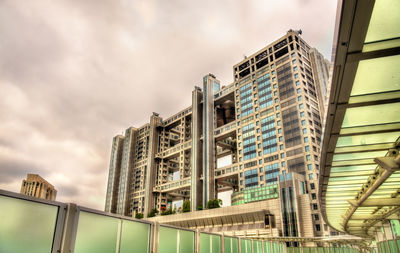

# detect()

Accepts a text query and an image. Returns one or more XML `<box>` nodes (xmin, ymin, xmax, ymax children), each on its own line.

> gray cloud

<box><xmin>0</xmin><ymin>0</ymin><xmax>337</xmax><ymax>209</ymax></box>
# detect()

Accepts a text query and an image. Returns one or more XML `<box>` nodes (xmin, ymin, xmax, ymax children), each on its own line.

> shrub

<box><xmin>161</xmin><ymin>206</ymin><xmax>176</xmax><ymax>216</ymax></box>
<box><xmin>207</xmin><ymin>199</ymin><xmax>222</xmax><ymax>209</ymax></box>
<box><xmin>147</xmin><ymin>208</ymin><xmax>158</xmax><ymax>217</ymax></box>
<box><xmin>135</xmin><ymin>212</ymin><xmax>144</xmax><ymax>219</ymax></box>
<box><xmin>182</xmin><ymin>200</ymin><xmax>190</xmax><ymax>213</ymax></box>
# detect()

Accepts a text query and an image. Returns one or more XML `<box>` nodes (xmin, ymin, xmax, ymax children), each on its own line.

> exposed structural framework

<box><xmin>20</xmin><ymin>173</ymin><xmax>57</xmax><ymax>201</ymax></box>
<box><xmin>105</xmin><ymin>30</ymin><xmax>332</xmax><ymax>239</ymax></box>
<box><xmin>319</xmin><ymin>0</ymin><xmax>400</xmax><ymax>247</ymax></box>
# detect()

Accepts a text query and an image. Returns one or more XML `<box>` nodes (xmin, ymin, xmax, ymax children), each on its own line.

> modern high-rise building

<box><xmin>308</xmin><ymin>48</ymin><xmax>332</xmax><ymax>123</ymax></box>
<box><xmin>105</xmin><ymin>30</ymin><xmax>331</xmax><ymax>239</ymax></box>
<box><xmin>20</xmin><ymin>174</ymin><xmax>57</xmax><ymax>201</ymax></box>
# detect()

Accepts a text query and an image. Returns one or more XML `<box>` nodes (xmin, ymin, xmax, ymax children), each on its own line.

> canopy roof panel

<box><xmin>319</xmin><ymin>0</ymin><xmax>400</xmax><ymax>238</ymax></box>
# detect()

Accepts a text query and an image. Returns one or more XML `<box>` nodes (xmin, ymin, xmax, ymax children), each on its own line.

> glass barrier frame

<box><xmin>0</xmin><ymin>189</ymin><xmax>67</xmax><ymax>253</ymax></box>
<box><xmin>70</xmin><ymin>205</ymin><xmax>154</xmax><ymax>253</ymax></box>
<box><xmin>158</xmin><ymin>223</ymin><xmax>196</xmax><ymax>253</ymax></box>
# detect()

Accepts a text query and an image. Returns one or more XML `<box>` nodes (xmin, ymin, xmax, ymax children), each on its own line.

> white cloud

<box><xmin>0</xmin><ymin>0</ymin><xmax>336</xmax><ymax>210</ymax></box>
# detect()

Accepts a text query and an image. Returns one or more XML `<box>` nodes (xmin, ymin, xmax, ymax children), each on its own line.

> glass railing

<box><xmin>0</xmin><ymin>189</ymin><xmax>363</xmax><ymax>253</ymax></box>
<box><xmin>287</xmin><ymin>248</ymin><xmax>361</xmax><ymax>253</ymax></box>
<box><xmin>376</xmin><ymin>239</ymin><xmax>400</xmax><ymax>253</ymax></box>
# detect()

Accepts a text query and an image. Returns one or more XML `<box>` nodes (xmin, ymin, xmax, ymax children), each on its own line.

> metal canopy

<box><xmin>319</xmin><ymin>0</ymin><xmax>400</xmax><ymax>238</ymax></box>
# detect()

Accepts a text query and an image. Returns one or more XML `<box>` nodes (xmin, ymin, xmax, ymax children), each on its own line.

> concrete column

<box><xmin>144</xmin><ymin>113</ymin><xmax>161</xmax><ymax>217</ymax></box>
<box><xmin>202</xmin><ymin>74</ymin><xmax>219</xmax><ymax>208</ymax></box>
<box><xmin>191</xmin><ymin>87</ymin><xmax>203</xmax><ymax>211</ymax></box>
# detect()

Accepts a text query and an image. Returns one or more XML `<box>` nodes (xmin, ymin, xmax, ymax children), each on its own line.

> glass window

<box><xmin>302</xmin><ymin>128</ymin><xmax>307</xmax><ymax>134</ymax></box>
<box><xmin>301</xmin><ymin>120</ymin><xmax>306</xmax><ymax>126</ymax></box>
<box><xmin>307</xmin><ymin>164</ymin><xmax>312</xmax><ymax>170</ymax></box>
<box><xmin>281</xmin><ymin>161</ymin><xmax>286</xmax><ymax>167</ymax></box>
<box><xmin>279</xmin><ymin>144</ymin><xmax>284</xmax><ymax>150</ymax></box>
<box><xmin>305</xmin><ymin>146</ymin><xmax>310</xmax><ymax>152</ymax></box>
<box><xmin>298</xmin><ymin>96</ymin><xmax>302</xmax><ymax>101</ymax></box>
<box><xmin>300</xmin><ymin>112</ymin><xmax>305</xmax><ymax>117</ymax></box>
<box><xmin>308</xmin><ymin>173</ymin><xmax>314</xmax><ymax>180</ymax></box>
<box><xmin>280</xmin><ymin>153</ymin><xmax>285</xmax><ymax>158</ymax></box>
<box><xmin>296</xmin><ymin>88</ymin><xmax>301</xmax><ymax>94</ymax></box>
<box><xmin>306</xmin><ymin>155</ymin><xmax>311</xmax><ymax>161</ymax></box>
<box><xmin>304</xmin><ymin>137</ymin><xmax>309</xmax><ymax>143</ymax></box>
<box><xmin>294</xmin><ymin>73</ymin><xmax>299</xmax><ymax>79</ymax></box>
<box><xmin>293</xmin><ymin>66</ymin><xmax>298</xmax><ymax>71</ymax></box>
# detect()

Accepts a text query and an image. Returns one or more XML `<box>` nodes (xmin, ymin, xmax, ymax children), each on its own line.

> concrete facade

<box><xmin>20</xmin><ymin>173</ymin><xmax>57</xmax><ymax>201</ymax></box>
<box><xmin>105</xmin><ymin>30</ymin><xmax>331</xmax><ymax>239</ymax></box>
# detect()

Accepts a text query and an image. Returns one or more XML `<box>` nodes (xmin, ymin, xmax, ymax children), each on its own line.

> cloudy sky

<box><xmin>0</xmin><ymin>0</ymin><xmax>337</xmax><ymax>210</ymax></box>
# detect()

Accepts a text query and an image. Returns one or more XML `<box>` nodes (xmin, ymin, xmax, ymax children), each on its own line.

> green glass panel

<box><xmin>336</xmin><ymin>132</ymin><xmax>400</xmax><ymax>147</ymax></box>
<box><xmin>232</xmin><ymin>238</ymin><xmax>239</xmax><ymax>253</ymax></box>
<box><xmin>180</xmin><ymin>230</ymin><xmax>195</xmax><ymax>253</ymax></box>
<box><xmin>279</xmin><ymin>243</ymin><xmax>284</xmax><ymax>253</ymax></box>
<box><xmin>224</xmin><ymin>237</ymin><xmax>232</xmax><ymax>253</ymax></box>
<box><xmin>389</xmin><ymin>240</ymin><xmax>397</xmax><ymax>252</ymax></box>
<box><xmin>390</xmin><ymin>220</ymin><xmax>400</xmax><ymax>236</ymax></box>
<box><xmin>332</xmin><ymin>151</ymin><xmax>387</xmax><ymax>162</ymax></box>
<box><xmin>365</xmin><ymin>0</ymin><xmax>400</xmax><ymax>43</ymax></box>
<box><xmin>272</xmin><ymin>242</ymin><xmax>278</xmax><ymax>252</ymax></box>
<box><xmin>264</xmin><ymin>242</ymin><xmax>271</xmax><ymax>253</ymax></box>
<box><xmin>74</xmin><ymin>211</ymin><xmax>119</xmax><ymax>253</ymax></box>
<box><xmin>363</xmin><ymin>38</ymin><xmax>400</xmax><ymax>52</ymax></box>
<box><xmin>241</xmin><ymin>239</ymin><xmax>251</xmax><ymax>253</ymax></box>
<box><xmin>342</xmin><ymin>103</ymin><xmax>400</xmax><ymax>128</ymax></box>
<box><xmin>253</xmin><ymin>240</ymin><xmax>262</xmax><ymax>253</ymax></box>
<box><xmin>0</xmin><ymin>196</ymin><xmax>58</xmax><ymax>253</ymax></box>
<box><xmin>120</xmin><ymin>219</ymin><xmax>150</xmax><ymax>253</ymax></box>
<box><xmin>200</xmin><ymin>233</ymin><xmax>210</xmax><ymax>253</ymax></box>
<box><xmin>351</xmin><ymin>55</ymin><xmax>400</xmax><ymax>98</ymax></box>
<box><xmin>317</xmin><ymin>247</ymin><xmax>325</xmax><ymax>253</ymax></box>
<box><xmin>212</xmin><ymin>235</ymin><xmax>221</xmax><ymax>253</ymax></box>
<box><xmin>303</xmin><ymin>247</ymin><xmax>311</xmax><ymax>253</ymax></box>
<box><xmin>159</xmin><ymin>226</ymin><xmax>178</xmax><ymax>253</ymax></box>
